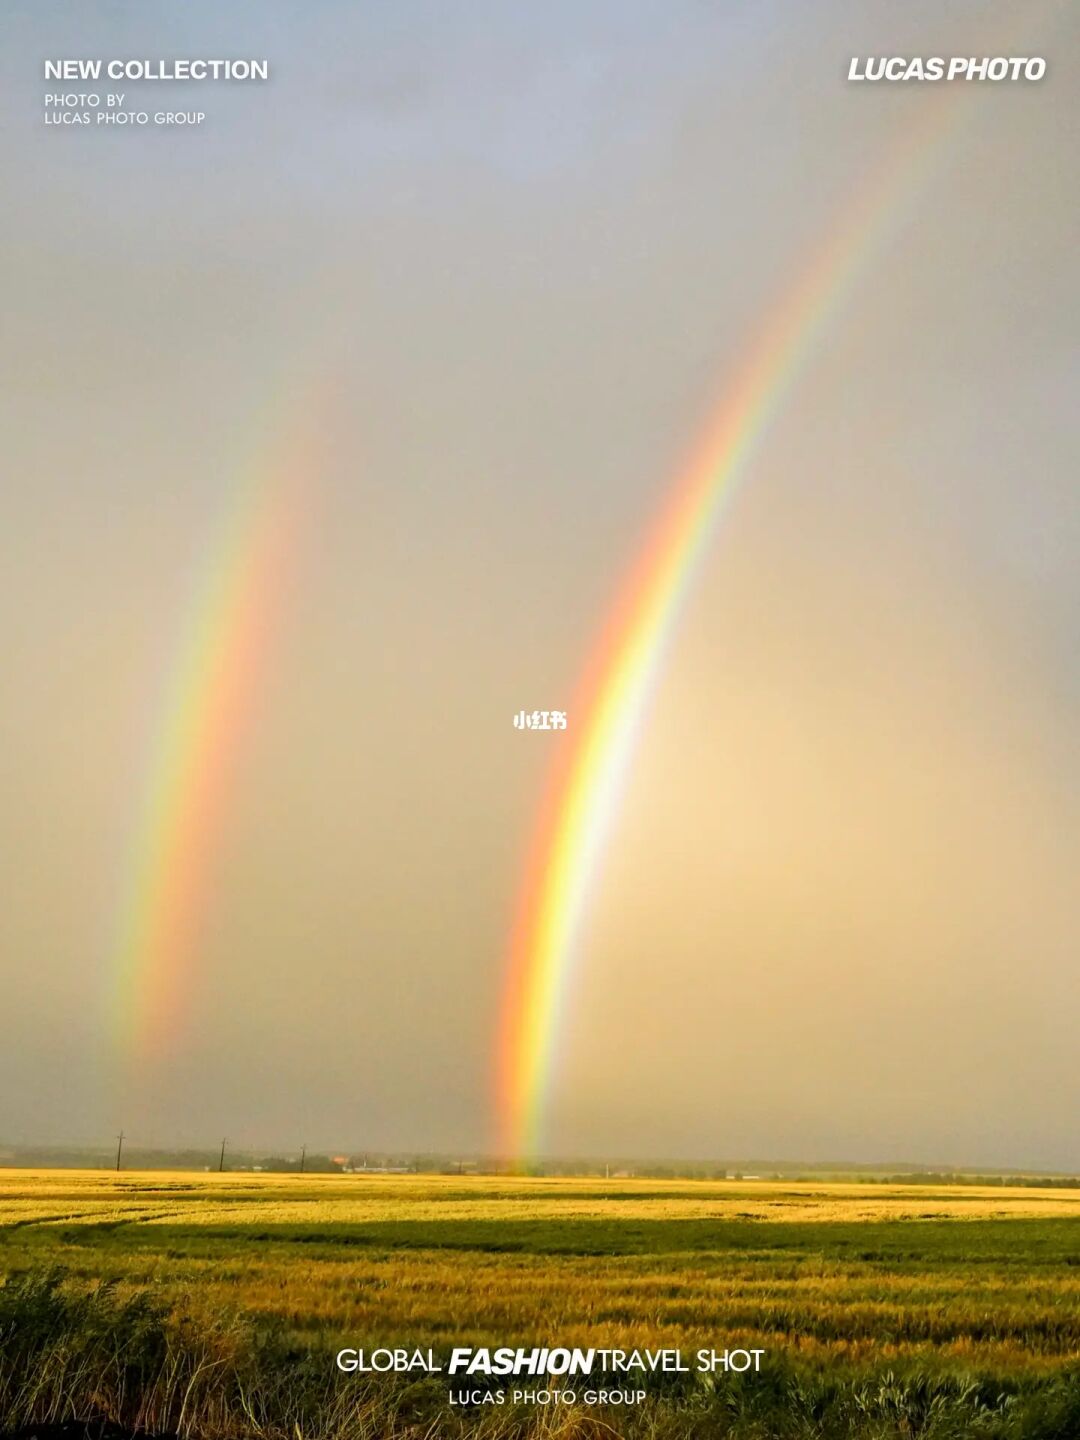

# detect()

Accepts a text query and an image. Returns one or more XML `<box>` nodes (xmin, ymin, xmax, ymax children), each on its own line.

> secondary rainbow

<box><xmin>110</xmin><ymin>417</ymin><xmax>316</xmax><ymax>1061</ymax></box>
<box><xmin>496</xmin><ymin>103</ymin><xmax>965</xmax><ymax>1160</ymax></box>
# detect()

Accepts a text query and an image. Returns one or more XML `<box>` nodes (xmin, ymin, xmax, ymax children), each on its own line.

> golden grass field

<box><xmin>7</xmin><ymin>1167</ymin><xmax>1080</xmax><ymax>1220</ymax></box>
<box><xmin>1</xmin><ymin>1169</ymin><xmax>1079</xmax><ymax>1437</ymax></box>
<box><xmin>3</xmin><ymin>1170</ymin><xmax>1080</xmax><ymax>1363</ymax></box>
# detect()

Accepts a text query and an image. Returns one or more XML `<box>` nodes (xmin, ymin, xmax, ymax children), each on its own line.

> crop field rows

<box><xmin>1</xmin><ymin>1171</ymin><xmax>1079</xmax><ymax>1437</ymax></box>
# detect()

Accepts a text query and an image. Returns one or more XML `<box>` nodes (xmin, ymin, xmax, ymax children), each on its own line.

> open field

<box><xmin>2</xmin><ymin>1170</ymin><xmax>1079</xmax><ymax>1438</ymax></box>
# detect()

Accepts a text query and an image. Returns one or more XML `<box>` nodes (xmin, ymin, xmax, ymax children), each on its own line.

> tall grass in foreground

<box><xmin>2</xmin><ymin>1269</ymin><xmax>1080</xmax><ymax>1440</ymax></box>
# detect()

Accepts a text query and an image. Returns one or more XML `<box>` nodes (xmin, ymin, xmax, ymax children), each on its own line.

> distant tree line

<box><xmin>2</xmin><ymin>1146</ymin><xmax>1078</xmax><ymax>1187</ymax></box>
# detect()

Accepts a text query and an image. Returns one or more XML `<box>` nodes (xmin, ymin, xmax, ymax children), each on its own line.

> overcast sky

<box><xmin>1</xmin><ymin>0</ymin><xmax>1076</xmax><ymax>1166</ymax></box>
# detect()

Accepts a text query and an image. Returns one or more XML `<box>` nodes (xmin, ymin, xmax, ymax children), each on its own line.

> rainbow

<box><xmin>111</xmin><ymin>416</ymin><xmax>317</xmax><ymax>1061</ymax></box>
<box><xmin>496</xmin><ymin>103</ymin><xmax>966</xmax><ymax>1160</ymax></box>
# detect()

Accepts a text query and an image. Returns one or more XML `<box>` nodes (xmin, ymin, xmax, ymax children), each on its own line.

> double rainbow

<box><xmin>496</xmin><ymin>103</ymin><xmax>964</xmax><ymax>1160</ymax></box>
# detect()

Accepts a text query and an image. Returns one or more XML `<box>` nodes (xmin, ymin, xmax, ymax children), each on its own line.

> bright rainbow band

<box><xmin>496</xmin><ymin>95</ymin><xmax>964</xmax><ymax>1160</ymax></box>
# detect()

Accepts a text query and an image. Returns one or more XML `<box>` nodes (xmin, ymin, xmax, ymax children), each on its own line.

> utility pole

<box><xmin>218</xmin><ymin>1138</ymin><xmax>227</xmax><ymax>1173</ymax></box>
<box><xmin>115</xmin><ymin>1131</ymin><xmax>124</xmax><ymax>1172</ymax></box>
<box><xmin>299</xmin><ymin>1144</ymin><xmax>306</xmax><ymax>1174</ymax></box>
